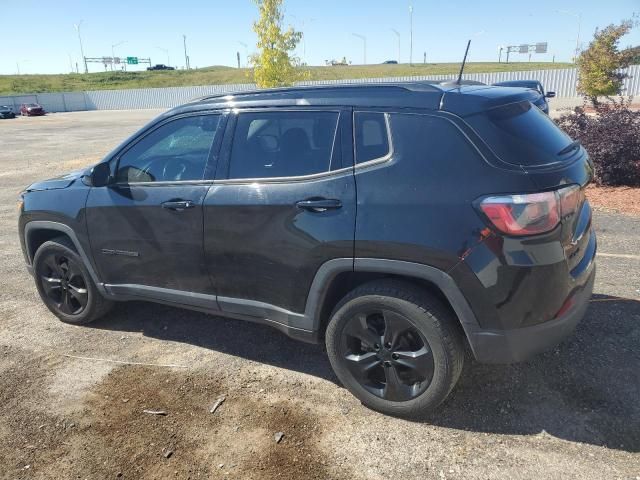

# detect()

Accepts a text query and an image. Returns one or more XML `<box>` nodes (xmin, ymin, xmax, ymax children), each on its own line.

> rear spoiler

<box><xmin>439</xmin><ymin>86</ymin><xmax>542</xmax><ymax>117</ymax></box>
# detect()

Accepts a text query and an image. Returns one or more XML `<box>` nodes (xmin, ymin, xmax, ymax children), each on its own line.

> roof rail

<box><xmin>190</xmin><ymin>82</ymin><xmax>443</xmax><ymax>104</ymax></box>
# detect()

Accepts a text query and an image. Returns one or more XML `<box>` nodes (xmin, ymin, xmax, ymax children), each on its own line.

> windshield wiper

<box><xmin>558</xmin><ymin>140</ymin><xmax>581</xmax><ymax>156</ymax></box>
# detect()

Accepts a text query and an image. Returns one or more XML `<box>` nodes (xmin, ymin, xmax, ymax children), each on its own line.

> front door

<box><xmin>86</xmin><ymin>112</ymin><xmax>225</xmax><ymax>295</ymax></box>
<box><xmin>203</xmin><ymin>108</ymin><xmax>355</xmax><ymax>324</ymax></box>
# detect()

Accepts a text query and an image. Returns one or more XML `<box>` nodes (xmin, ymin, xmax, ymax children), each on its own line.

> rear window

<box><xmin>465</xmin><ymin>101</ymin><xmax>574</xmax><ymax>166</ymax></box>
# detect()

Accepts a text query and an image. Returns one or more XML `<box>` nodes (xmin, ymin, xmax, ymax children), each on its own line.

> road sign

<box><xmin>535</xmin><ymin>42</ymin><xmax>548</xmax><ymax>54</ymax></box>
<box><xmin>126</xmin><ymin>56</ymin><xmax>139</xmax><ymax>65</ymax></box>
<box><xmin>114</xmin><ymin>57</ymin><xmax>121</xmax><ymax>64</ymax></box>
<box><xmin>519</xmin><ymin>44</ymin><xmax>529</xmax><ymax>54</ymax></box>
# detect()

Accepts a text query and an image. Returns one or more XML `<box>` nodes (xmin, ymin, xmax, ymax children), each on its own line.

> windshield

<box><xmin>466</xmin><ymin>101</ymin><xmax>574</xmax><ymax>166</ymax></box>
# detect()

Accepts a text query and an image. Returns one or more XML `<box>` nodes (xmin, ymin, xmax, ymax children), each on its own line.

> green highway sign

<box><xmin>126</xmin><ymin>56</ymin><xmax>139</xmax><ymax>65</ymax></box>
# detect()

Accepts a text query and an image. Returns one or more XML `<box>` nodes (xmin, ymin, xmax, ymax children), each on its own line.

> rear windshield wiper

<box><xmin>558</xmin><ymin>140</ymin><xmax>581</xmax><ymax>156</ymax></box>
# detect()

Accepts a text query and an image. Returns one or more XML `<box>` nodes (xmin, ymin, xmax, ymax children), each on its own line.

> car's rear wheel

<box><xmin>325</xmin><ymin>279</ymin><xmax>464</xmax><ymax>418</ymax></box>
<box><xmin>33</xmin><ymin>238</ymin><xmax>113</xmax><ymax>325</ymax></box>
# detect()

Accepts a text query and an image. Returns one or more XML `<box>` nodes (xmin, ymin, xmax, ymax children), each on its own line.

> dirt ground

<box><xmin>0</xmin><ymin>110</ymin><xmax>639</xmax><ymax>480</ymax></box>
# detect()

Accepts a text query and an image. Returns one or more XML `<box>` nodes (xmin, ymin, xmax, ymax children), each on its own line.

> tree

<box><xmin>251</xmin><ymin>0</ymin><xmax>304</xmax><ymax>88</ymax></box>
<box><xmin>576</xmin><ymin>20</ymin><xmax>635</xmax><ymax>103</ymax></box>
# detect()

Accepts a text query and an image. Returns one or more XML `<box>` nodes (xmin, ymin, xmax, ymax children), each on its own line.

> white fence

<box><xmin>1</xmin><ymin>65</ymin><xmax>638</xmax><ymax>113</ymax></box>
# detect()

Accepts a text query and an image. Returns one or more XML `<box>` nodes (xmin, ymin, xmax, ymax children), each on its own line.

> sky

<box><xmin>1</xmin><ymin>0</ymin><xmax>639</xmax><ymax>75</ymax></box>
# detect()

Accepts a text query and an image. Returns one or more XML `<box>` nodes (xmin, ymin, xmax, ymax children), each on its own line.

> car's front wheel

<box><xmin>325</xmin><ymin>279</ymin><xmax>464</xmax><ymax>418</ymax></box>
<box><xmin>33</xmin><ymin>237</ymin><xmax>113</xmax><ymax>324</ymax></box>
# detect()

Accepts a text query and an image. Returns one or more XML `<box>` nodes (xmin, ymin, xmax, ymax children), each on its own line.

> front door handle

<box><xmin>161</xmin><ymin>199</ymin><xmax>195</xmax><ymax>211</ymax></box>
<box><xmin>295</xmin><ymin>198</ymin><xmax>342</xmax><ymax>212</ymax></box>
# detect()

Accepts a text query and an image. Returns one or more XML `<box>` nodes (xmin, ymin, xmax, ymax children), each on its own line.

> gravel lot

<box><xmin>0</xmin><ymin>111</ymin><xmax>639</xmax><ymax>479</ymax></box>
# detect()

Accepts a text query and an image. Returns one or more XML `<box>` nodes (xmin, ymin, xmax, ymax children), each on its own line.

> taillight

<box><xmin>477</xmin><ymin>185</ymin><xmax>582</xmax><ymax>236</ymax></box>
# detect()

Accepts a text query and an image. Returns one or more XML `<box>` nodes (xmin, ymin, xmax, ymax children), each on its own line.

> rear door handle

<box><xmin>161</xmin><ymin>199</ymin><xmax>195</xmax><ymax>211</ymax></box>
<box><xmin>295</xmin><ymin>198</ymin><xmax>342</xmax><ymax>212</ymax></box>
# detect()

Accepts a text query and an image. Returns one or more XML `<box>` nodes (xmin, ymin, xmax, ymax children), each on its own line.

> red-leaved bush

<box><xmin>556</xmin><ymin>99</ymin><xmax>640</xmax><ymax>186</ymax></box>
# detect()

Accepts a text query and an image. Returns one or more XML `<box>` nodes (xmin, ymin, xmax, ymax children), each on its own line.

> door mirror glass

<box><xmin>90</xmin><ymin>162</ymin><xmax>111</xmax><ymax>187</ymax></box>
<box><xmin>545</xmin><ymin>91</ymin><xmax>556</xmax><ymax>98</ymax></box>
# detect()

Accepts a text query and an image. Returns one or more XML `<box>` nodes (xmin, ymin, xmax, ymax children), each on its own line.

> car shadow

<box><xmin>88</xmin><ymin>294</ymin><xmax>640</xmax><ymax>452</ymax></box>
<box><xmin>90</xmin><ymin>300</ymin><xmax>337</xmax><ymax>382</ymax></box>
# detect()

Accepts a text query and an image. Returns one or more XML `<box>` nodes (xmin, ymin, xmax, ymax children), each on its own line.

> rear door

<box><xmin>202</xmin><ymin>108</ymin><xmax>355</xmax><ymax>322</ymax></box>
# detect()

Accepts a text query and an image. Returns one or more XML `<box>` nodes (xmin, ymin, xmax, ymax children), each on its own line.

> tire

<box><xmin>325</xmin><ymin>279</ymin><xmax>464</xmax><ymax>418</ymax></box>
<box><xmin>32</xmin><ymin>237</ymin><xmax>113</xmax><ymax>325</ymax></box>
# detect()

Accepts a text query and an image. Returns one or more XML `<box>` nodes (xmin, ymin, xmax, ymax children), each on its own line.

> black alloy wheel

<box><xmin>37</xmin><ymin>251</ymin><xmax>89</xmax><ymax>316</ymax></box>
<box><xmin>326</xmin><ymin>279</ymin><xmax>464</xmax><ymax>418</ymax></box>
<box><xmin>341</xmin><ymin>309</ymin><xmax>434</xmax><ymax>401</ymax></box>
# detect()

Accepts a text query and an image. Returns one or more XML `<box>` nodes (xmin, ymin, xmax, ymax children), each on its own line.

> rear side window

<box><xmin>465</xmin><ymin>101</ymin><xmax>573</xmax><ymax>166</ymax></box>
<box><xmin>355</xmin><ymin>112</ymin><xmax>390</xmax><ymax>164</ymax></box>
<box><xmin>229</xmin><ymin>110</ymin><xmax>339</xmax><ymax>179</ymax></box>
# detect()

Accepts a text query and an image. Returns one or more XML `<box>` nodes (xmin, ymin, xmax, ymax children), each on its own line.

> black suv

<box><xmin>19</xmin><ymin>83</ymin><xmax>596</xmax><ymax>417</ymax></box>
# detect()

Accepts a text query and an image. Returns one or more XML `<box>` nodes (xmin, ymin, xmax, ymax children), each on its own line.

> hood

<box><xmin>24</xmin><ymin>168</ymin><xmax>86</xmax><ymax>192</ymax></box>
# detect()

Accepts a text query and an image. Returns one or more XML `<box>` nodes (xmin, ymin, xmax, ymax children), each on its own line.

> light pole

<box><xmin>556</xmin><ymin>9</ymin><xmax>582</xmax><ymax>62</ymax></box>
<box><xmin>111</xmin><ymin>41</ymin><xmax>126</xmax><ymax>71</ymax></box>
<box><xmin>409</xmin><ymin>4</ymin><xmax>414</xmax><ymax>66</ymax></box>
<box><xmin>183</xmin><ymin>34</ymin><xmax>190</xmax><ymax>69</ymax></box>
<box><xmin>155</xmin><ymin>47</ymin><xmax>170</xmax><ymax>67</ymax></box>
<box><xmin>290</xmin><ymin>15</ymin><xmax>315</xmax><ymax>65</ymax></box>
<box><xmin>238</xmin><ymin>41</ymin><xmax>248</xmax><ymax>67</ymax></box>
<box><xmin>73</xmin><ymin>20</ymin><xmax>88</xmax><ymax>73</ymax></box>
<box><xmin>352</xmin><ymin>33</ymin><xmax>367</xmax><ymax>65</ymax></box>
<box><xmin>391</xmin><ymin>29</ymin><xmax>401</xmax><ymax>63</ymax></box>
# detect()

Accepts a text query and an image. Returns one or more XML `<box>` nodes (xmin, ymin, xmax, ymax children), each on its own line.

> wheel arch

<box><xmin>24</xmin><ymin>221</ymin><xmax>105</xmax><ymax>294</ymax></box>
<box><xmin>305</xmin><ymin>258</ymin><xmax>481</xmax><ymax>353</ymax></box>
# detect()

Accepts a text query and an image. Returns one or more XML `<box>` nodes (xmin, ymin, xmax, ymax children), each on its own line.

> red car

<box><xmin>20</xmin><ymin>103</ymin><xmax>45</xmax><ymax>116</ymax></box>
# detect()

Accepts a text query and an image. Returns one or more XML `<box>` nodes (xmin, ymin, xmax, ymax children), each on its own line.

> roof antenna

<box><xmin>456</xmin><ymin>40</ymin><xmax>471</xmax><ymax>85</ymax></box>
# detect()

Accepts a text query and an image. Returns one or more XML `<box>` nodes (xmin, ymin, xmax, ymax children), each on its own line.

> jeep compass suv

<box><xmin>19</xmin><ymin>83</ymin><xmax>596</xmax><ymax>418</ymax></box>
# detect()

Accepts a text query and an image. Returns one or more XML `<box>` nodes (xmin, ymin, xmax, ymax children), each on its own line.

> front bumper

<box><xmin>467</xmin><ymin>264</ymin><xmax>595</xmax><ymax>364</ymax></box>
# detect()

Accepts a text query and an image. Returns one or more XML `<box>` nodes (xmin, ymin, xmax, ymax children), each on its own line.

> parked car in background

<box><xmin>19</xmin><ymin>83</ymin><xmax>595</xmax><ymax>418</ymax></box>
<box><xmin>20</xmin><ymin>103</ymin><xmax>45</xmax><ymax>116</ymax></box>
<box><xmin>492</xmin><ymin>80</ymin><xmax>555</xmax><ymax>114</ymax></box>
<box><xmin>383</xmin><ymin>60</ymin><xmax>398</xmax><ymax>64</ymax></box>
<box><xmin>0</xmin><ymin>105</ymin><xmax>16</xmax><ymax>119</ymax></box>
<box><xmin>147</xmin><ymin>64</ymin><xmax>175</xmax><ymax>71</ymax></box>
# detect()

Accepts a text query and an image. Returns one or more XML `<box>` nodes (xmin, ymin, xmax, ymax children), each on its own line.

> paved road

<box><xmin>0</xmin><ymin>111</ymin><xmax>638</xmax><ymax>479</ymax></box>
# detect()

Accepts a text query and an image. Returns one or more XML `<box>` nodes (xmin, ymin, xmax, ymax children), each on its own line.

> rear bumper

<box><xmin>467</xmin><ymin>263</ymin><xmax>595</xmax><ymax>364</ymax></box>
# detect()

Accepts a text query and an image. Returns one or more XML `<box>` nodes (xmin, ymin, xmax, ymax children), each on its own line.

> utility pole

<box><xmin>352</xmin><ymin>33</ymin><xmax>367</xmax><ymax>65</ymax></box>
<box><xmin>556</xmin><ymin>10</ymin><xmax>582</xmax><ymax>62</ymax></box>
<box><xmin>391</xmin><ymin>29</ymin><xmax>401</xmax><ymax>63</ymax></box>
<box><xmin>16</xmin><ymin>61</ymin><xmax>20</xmax><ymax>75</ymax></box>
<box><xmin>111</xmin><ymin>41</ymin><xmax>126</xmax><ymax>71</ymax></box>
<box><xmin>498</xmin><ymin>46</ymin><xmax>503</xmax><ymax>63</ymax></box>
<box><xmin>238</xmin><ymin>42</ymin><xmax>248</xmax><ymax>68</ymax></box>
<box><xmin>237</xmin><ymin>51</ymin><xmax>241</xmax><ymax>69</ymax></box>
<box><xmin>409</xmin><ymin>4</ymin><xmax>414</xmax><ymax>66</ymax></box>
<box><xmin>156</xmin><ymin>47</ymin><xmax>170</xmax><ymax>67</ymax></box>
<box><xmin>74</xmin><ymin>20</ymin><xmax>88</xmax><ymax>73</ymax></box>
<box><xmin>183</xmin><ymin>34</ymin><xmax>190</xmax><ymax>69</ymax></box>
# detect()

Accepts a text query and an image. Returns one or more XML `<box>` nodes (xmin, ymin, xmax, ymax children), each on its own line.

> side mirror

<box><xmin>88</xmin><ymin>162</ymin><xmax>112</xmax><ymax>187</ymax></box>
<box><xmin>545</xmin><ymin>91</ymin><xmax>556</xmax><ymax>98</ymax></box>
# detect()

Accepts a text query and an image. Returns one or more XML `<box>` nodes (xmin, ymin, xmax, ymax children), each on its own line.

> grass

<box><xmin>0</xmin><ymin>62</ymin><xmax>574</xmax><ymax>95</ymax></box>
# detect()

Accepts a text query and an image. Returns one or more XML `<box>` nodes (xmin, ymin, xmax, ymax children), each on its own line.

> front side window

<box><xmin>116</xmin><ymin>114</ymin><xmax>221</xmax><ymax>183</ymax></box>
<box><xmin>354</xmin><ymin>112</ymin><xmax>390</xmax><ymax>164</ymax></box>
<box><xmin>228</xmin><ymin>110</ymin><xmax>339</xmax><ymax>179</ymax></box>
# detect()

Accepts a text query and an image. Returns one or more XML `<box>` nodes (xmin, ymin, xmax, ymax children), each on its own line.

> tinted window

<box><xmin>355</xmin><ymin>112</ymin><xmax>390</xmax><ymax>164</ymax></box>
<box><xmin>116</xmin><ymin>115</ymin><xmax>220</xmax><ymax>183</ymax></box>
<box><xmin>229</xmin><ymin>111</ymin><xmax>338</xmax><ymax>179</ymax></box>
<box><xmin>465</xmin><ymin>101</ymin><xmax>573</xmax><ymax>166</ymax></box>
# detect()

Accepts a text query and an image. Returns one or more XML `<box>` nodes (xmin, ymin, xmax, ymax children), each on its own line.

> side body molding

<box><xmin>21</xmin><ymin>226</ymin><xmax>480</xmax><ymax>351</ymax></box>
